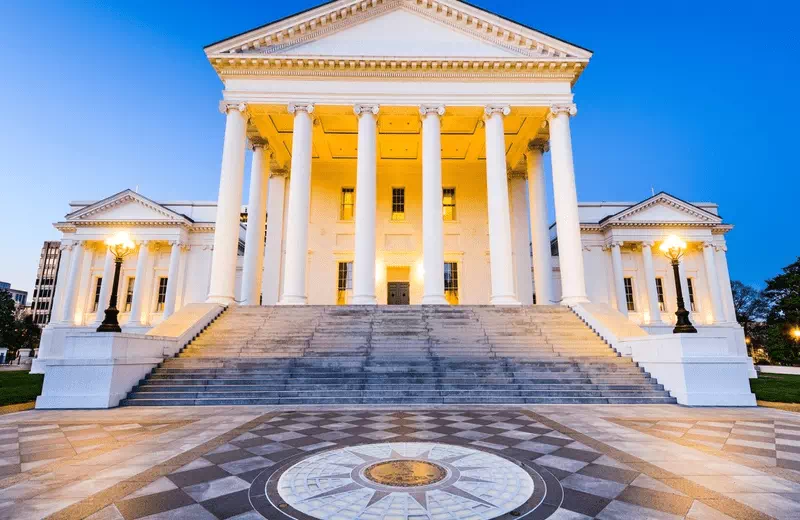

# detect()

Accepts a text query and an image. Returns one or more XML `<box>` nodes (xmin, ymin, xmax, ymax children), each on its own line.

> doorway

<box><xmin>387</xmin><ymin>282</ymin><xmax>410</xmax><ymax>305</ymax></box>
<box><xmin>386</xmin><ymin>266</ymin><xmax>410</xmax><ymax>305</ymax></box>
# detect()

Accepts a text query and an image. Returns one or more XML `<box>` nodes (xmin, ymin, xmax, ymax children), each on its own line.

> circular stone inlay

<box><xmin>268</xmin><ymin>442</ymin><xmax>545</xmax><ymax>520</ymax></box>
<box><xmin>364</xmin><ymin>459</ymin><xmax>447</xmax><ymax>487</ymax></box>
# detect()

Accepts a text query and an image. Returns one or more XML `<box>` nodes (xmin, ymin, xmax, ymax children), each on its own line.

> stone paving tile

<box><xmin>1</xmin><ymin>405</ymin><xmax>799</xmax><ymax>519</ymax></box>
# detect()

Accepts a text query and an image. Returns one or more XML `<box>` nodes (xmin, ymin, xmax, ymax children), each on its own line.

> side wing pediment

<box><xmin>607</xmin><ymin>195</ymin><xmax>722</xmax><ymax>225</ymax></box>
<box><xmin>66</xmin><ymin>190</ymin><xmax>190</xmax><ymax>224</ymax></box>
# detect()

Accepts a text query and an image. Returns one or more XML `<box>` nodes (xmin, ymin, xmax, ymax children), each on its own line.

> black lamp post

<box><xmin>97</xmin><ymin>232</ymin><xmax>135</xmax><ymax>333</ymax></box>
<box><xmin>659</xmin><ymin>235</ymin><xmax>697</xmax><ymax>334</ymax></box>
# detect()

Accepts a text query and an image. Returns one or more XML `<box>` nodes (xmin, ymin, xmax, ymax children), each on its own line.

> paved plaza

<box><xmin>1</xmin><ymin>405</ymin><xmax>799</xmax><ymax>520</ymax></box>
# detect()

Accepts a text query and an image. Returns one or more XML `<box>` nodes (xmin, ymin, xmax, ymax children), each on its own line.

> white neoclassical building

<box><xmin>33</xmin><ymin>0</ymin><xmax>754</xmax><ymax>406</ymax></box>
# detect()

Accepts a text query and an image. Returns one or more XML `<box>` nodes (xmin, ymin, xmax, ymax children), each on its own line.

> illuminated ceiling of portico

<box><xmin>248</xmin><ymin>104</ymin><xmax>548</xmax><ymax>169</ymax></box>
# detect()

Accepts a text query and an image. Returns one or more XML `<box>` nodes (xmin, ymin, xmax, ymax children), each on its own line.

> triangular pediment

<box><xmin>279</xmin><ymin>9</ymin><xmax>521</xmax><ymax>58</ymax></box>
<box><xmin>601</xmin><ymin>193</ymin><xmax>722</xmax><ymax>226</ymax></box>
<box><xmin>206</xmin><ymin>0</ymin><xmax>591</xmax><ymax>60</ymax></box>
<box><xmin>66</xmin><ymin>190</ymin><xmax>192</xmax><ymax>224</ymax></box>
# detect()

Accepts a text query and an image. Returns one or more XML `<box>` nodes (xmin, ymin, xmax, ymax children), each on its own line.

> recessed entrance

<box><xmin>386</xmin><ymin>266</ymin><xmax>410</xmax><ymax>305</ymax></box>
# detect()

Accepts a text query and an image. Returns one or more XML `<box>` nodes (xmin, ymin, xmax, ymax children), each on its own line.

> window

<box><xmin>655</xmin><ymin>278</ymin><xmax>666</xmax><ymax>312</ymax></box>
<box><xmin>337</xmin><ymin>262</ymin><xmax>353</xmax><ymax>305</ymax></box>
<box><xmin>442</xmin><ymin>188</ymin><xmax>456</xmax><ymax>221</ymax></box>
<box><xmin>687</xmin><ymin>277</ymin><xmax>697</xmax><ymax>312</ymax></box>
<box><xmin>124</xmin><ymin>277</ymin><xmax>135</xmax><ymax>312</ymax></box>
<box><xmin>92</xmin><ymin>277</ymin><xmax>103</xmax><ymax>312</ymax></box>
<box><xmin>156</xmin><ymin>277</ymin><xmax>168</xmax><ymax>312</ymax></box>
<box><xmin>391</xmin><ymin>188</ymin><xmax>405</xmax><ymax>220</ymax></box>
<box><xmin>444</xmin><ymin>262</ymin><xmax>459</xmax><ymax>305</ymax></box>
<box><xmin>340</xmin><ymin>187</ymin><xmax>355</xmax><ymax>220</ymax></box>
<box><xmin>623</xmin><ymin>277</ymin><xmax>636</xmax><ymax>311</ymax></box>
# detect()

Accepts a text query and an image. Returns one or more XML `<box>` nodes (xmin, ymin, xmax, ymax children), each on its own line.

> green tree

<box><xmin>0</xmin><ymin>291</ymin><xmax>20</xmax><ymax>361</ymax></box>
<box><xmin>762</xmin><ymin>257</ymin><xmax>800</xmax><ymax>365</ymax></box>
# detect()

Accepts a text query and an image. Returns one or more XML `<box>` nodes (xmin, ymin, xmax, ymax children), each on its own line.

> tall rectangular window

<box><xmin>623</xmin><ymin>277</ymin><xmax>636</xmax><ymax>311</ymax></box>
<box><xmin>444</xmin><ymin>262</ymin><xmax>459</xmax><ymax>305</ymax></box>
<box><xmin>655</xmin><ymin>278</ymin><xmax>666</xmax><ymax>312</ymax></box>
<box><xmin>124</xmin><ymin>277</ymin><xmax>135</xmax><ymax>312</ymax></box>
<box><xmin>687</xmin><ymin>277</ymin><xmax>697</xmax><ymax>312</ymax></box>
<box><xmin>337</xmin><ymin>262</ymin><xmax>353</xmax><ymax>305</ymax></box>
<box><xmin>92</xmin><ymin>277</ymin><xmax>103</xmax><ymax>312</ymax></box>
<box><xmin>391</xmin><ymin>188</ymin><xmax>405</xmax><ymax>220</ymax></box>
<box><xmin>442</xmin><ymin>188</ymin><xmax>456</xmax><ymax>221</ymax></box>
<box><xmin>340</xmin><ymin>187</ymin><xmax>355</xmax><ymax>220</ymax></box>
<box><xmin>156</xmin><ymin>277</ymin><xmax>168</xmax><ymax>312</ymax></box>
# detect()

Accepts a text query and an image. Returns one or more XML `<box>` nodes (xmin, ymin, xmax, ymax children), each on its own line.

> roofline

<box><xmin>204</xmin><ymin>0</ymin><xmax>592</xmax><ymax>55</ymax></box>
<box><xmin>597</xmin><ymin>191</ymin><xmax>722</xmax><ymax>225</ymax></box>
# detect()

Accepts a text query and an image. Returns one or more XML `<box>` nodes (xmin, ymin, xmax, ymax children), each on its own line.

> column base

<box><xmin>561</xmin><ymin>295</ymin><xmax>590</xmax><ymax>306</ymax></box>
<box><xmin>278</xmin><ymin>295</ymin><xmax>307</xmax><ymax>305</ymax></box>
<box><xmin>352</xmin><ymin>295</ymin><xmax>377</xmax><ymax>305</ymax></box>
<box><xmin>490</xmin><ymin>295</ymin><xmax>521</xmax><ymax>305</ymax></box>
<box><xmin>421</xmin><ymin>295</ymin><xmax>448</xmax><ymax>305</ymax></box>
<box><xmin>206</xmin><ymin>295</ymin><xmax>235</xmax><ymax>305</ymax></box>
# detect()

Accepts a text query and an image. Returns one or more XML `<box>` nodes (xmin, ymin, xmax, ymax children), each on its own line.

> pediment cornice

<box><xmin>598</xmin><ymin>193</ymin><xmax>722</xmax><ymax>226</ymax></box>
<box><xmin>65</xmin><ymin>189</ymin><xmax>192</xmax><ymax>224</ymax></box>
<box><xmin>206</xmin><ymin>0</ymin><xmax>591</xmax><ymax>82</ymax></box>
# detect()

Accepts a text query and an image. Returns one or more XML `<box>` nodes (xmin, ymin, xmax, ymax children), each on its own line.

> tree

<box><xmin>761</xmin><ymin>257</ymin><xmax>800</xmax><ymax>365</ymax></box>
<box><xmin>0</xmin><ymin>291</ymin><xmax>41</xmax><ymax>364</ymax></box>
<box><xmin>731</xmin><ymin>280</ymin><xmax>769</xmax><ymax>342</ymax></box>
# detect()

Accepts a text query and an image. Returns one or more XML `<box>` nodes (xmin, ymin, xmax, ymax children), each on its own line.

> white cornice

<box><xmin>66</xmin><ymin>190</ymin><xmax>192</xmax><ymax>224</ymax></box>
<box><xmin>206</xmin><ymin>0</ymin><xmax>590</xmax><ymax>83</ymax></box>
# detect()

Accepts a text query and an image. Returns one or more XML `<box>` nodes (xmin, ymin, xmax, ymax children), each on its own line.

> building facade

<box><xmin>33</xmin><ymin>1</ymin><xmax>751</xmax><ymax>400</ymax></box>
<box><xmin>0</xmin><ymin>281</ymin><xmax>27</xmax><ymax>308</ymax></box>
<box><xmin>30</xmin><ymin>241</ymin><xmax>62</xmax><ymax>327</ymax></box>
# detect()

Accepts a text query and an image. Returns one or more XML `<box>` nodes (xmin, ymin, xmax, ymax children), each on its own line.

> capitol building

<box><xmin>33</xmin><ymin>0</ymin><xmax>755</xmax><ymax>409</ymax></box>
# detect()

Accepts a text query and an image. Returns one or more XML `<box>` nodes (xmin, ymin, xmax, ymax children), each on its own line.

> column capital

<box><xmin>419</xmin><ymin>104</ymin><xmax>445</xmax><ymax>117</ymax></box>
<box><xmin>610</xmin><ymin>240</ymin><xmax>624</xmax><ymax>248</ymax></box>
<box><xmin>219</xmin><ymin>101</ymin><xmax>247</xmax><ymax>115</ymax></box>
<box><xmin>269</xmin><ymin>167</ymin><xmax>289</xmax><ymax>178</ymax></box>
<box><xmin>715</xmin><ymin>244</ymin><xmax>728</xmax><ymax>252</ymax></box>
<box><xmin>484</xmin><ymin>105</ymin><xmax>511</xmax><ymax>118</ymax></box>
<box><xmin>548</xmin><ymin>103</ymin><xmax>578</xmax><ymax>120</ymax></box>
<box><xmin>527</xmin><ymin>139</ymin><xmax>550</xmax><ymax>154</ymax></box>
<box><xmin>354</xmin><ymin>104</ymin><xmax>380</xmax><ymax>116</ymax></box>
<box><xmin>702</xmin><ymin>240</ymin><xmax>716</xmax><ymax>249</ymax></box>
<box><xmin>288</xmin><ymin>102</ymin><xmax>314</xmax><ymax>115</ymax></box>
<box><xmin>249</xmin><ymin>137</ymin><xmax>269</xmax><ymax>151</ymax></box>
<box><xmin>641</xmin><ymin>240</ymin><xmax>655</xmax><ymax>248</ymax></box>
<box><xmin>507</xmin><ymin>169</ymin><xmax>527</xmax><ymax>180</ymax></box>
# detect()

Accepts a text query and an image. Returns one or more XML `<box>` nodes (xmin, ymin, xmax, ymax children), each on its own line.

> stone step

<box><xmin>121</xmin><ymin>396</ymin><xmax>677</xmax><ymax>406</ymax></box>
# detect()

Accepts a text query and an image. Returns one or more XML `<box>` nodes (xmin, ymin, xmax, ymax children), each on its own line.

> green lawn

<box><xmin>0</xmin><ymin>371</ymin><xmax>44</xmax><ymax>407</ymax></box>
<box><xmin>750</xmin><ymin>373</ymin><xmax>800</xmax><ymax>403</ymax></box>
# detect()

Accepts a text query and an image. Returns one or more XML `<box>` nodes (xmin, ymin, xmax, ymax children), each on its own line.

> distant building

<box><xmin>0</xmin><ymin>281</ymin><xmax>27</xmax><ymax>308</ymax></box>
<box><xmin>30</xmin><ymin>241</ymin><xmax>62</xmax><ymax>327</ymax></box>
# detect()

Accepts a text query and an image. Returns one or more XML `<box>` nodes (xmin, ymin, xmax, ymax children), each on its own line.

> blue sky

<box><xmin>1</xmin><ymin>0</ymin><xmax>797</xmax><ymax>294</ymax></box>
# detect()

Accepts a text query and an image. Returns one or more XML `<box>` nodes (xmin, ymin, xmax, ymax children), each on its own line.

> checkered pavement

<box><xmin>614</xmin><ymin>418</ymin><xmax>800</xmax><ymax>472</ymax></box>
<box><xmin>94</xmin><ymin>410</ymin><xmax>700</xmax><ymax>520</ymax></box>
<box><xmin>0</xmin><ymin>422</ymin><xmax>177</xmax><ymax>481</ymax></box>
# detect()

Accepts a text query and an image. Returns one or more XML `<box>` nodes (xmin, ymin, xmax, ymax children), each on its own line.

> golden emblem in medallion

<box><xmin>364</xmin><ymin>460</ymin><xmax>447</xmax><ymax>487</ymax></box>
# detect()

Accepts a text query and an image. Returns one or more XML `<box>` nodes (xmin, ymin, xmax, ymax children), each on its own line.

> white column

<box><xmin>715</xmin><ymin>244</ymin><xmax>737</xmax><ymax>322</ymax></box>
<box><xmin>207</xmin><ymin>102</ymin><xmax>248</xmax><ymax>305</ymax></box>
<box><xmin>280</xmin><ymin>103</ymin><xmax>314</xmax><ymax>305</ymax></box>
<box><xmin>610</xmin><ymin>241</ymin><xmax>628</xmax><ymax>316</ymax></box>
<box><xmin>162</xmin><ymin>241</ymin><xmax>183</xmax><ymax>319</ymax></box>
<box><xmin>641</xmin><ymin>241</ymin><xmax>663</xmax><ymax>323</ymax></box>
<box><xmin>526</xmin><ymin>141</ymin><xmax>555</xmax><ymax>305</ymax></box>
<box><xmin>50</xmin><ymin>243</ymin><xmax>72</xmax><ymax>323</ymax></box>
<box><xmin>58</xmin><ymin>241</ymin><xmax>84</xmax><ymax>324</ymax></box>
<box><xmin>127</xmin><ymin>241</ymin><xmax>150</xmax><ymax>326</ymax></box>
<box><xmin>509</xmin><ymin>171</ymin><xmax>533</xmax><ymax>305</ymax></box>
<box><xmin>93</xmin><ymin>250</ymin><xmax>115</xmax><ymax>324</ymax></box>
<box><xmin>548</xmin><ymin>104</ymin><xmax>588</xmax><ymax>305</ymax></box>
<box><xmin>261</xmin><ymin>171</ymin><xmax>287</xmax><ymax>305</ymax></box>
<box><xmin>352</xmin><ymin>104</ymin><xmax>380</xmax><ymax>305</ymax></box>
<box><xmin>703</xmin><ymin>241</ymin><xmax>725</xmax><ymax>323</ymax></box>
<box><xmin>484</xmin><ymin>106</ymin><xmax>519</xmax><ymax>305</ymax></box>
<box><xmin>420</xmin><ymin>105</ymin><xmax>447</xmax><ymax>305</ymax></box>
<box><xmin>241</xmin><ymin>141</ymin><xmax>270</xmax><ymax>305</ymax></box>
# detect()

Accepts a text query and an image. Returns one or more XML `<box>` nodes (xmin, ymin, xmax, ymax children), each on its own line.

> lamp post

<box><xmin>97</xmin><ymin>232</ymin><xmax>135</xmax><ymax>333</ymax></box>
<box><xmin>659</xmin><ymin>235</ymin><xmax>697</xmax><ymax>334</ymax></box>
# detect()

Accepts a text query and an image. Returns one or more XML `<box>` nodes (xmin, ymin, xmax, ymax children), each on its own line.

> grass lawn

<box><xmin>750</xmin><ymin>372</ymin><xmax>800</xmax><ymax>403</ymax></box>
<box><xmin>0</xmin><ymin>371</ymin><xmax>44</xmax><ymax>407</ymax></box>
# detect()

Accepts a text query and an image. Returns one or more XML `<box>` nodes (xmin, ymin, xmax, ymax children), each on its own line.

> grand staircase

<box><xmin>121</xmin><ymin>306</ymin><xmax>676</xmax><ymax>405</ymax></box>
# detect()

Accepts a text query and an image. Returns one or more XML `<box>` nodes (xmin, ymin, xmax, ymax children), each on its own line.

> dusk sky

<box><xmin>1</xmin><ymin>0</ymin><xmax>797</xmax><ymax>295</ymax></box>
